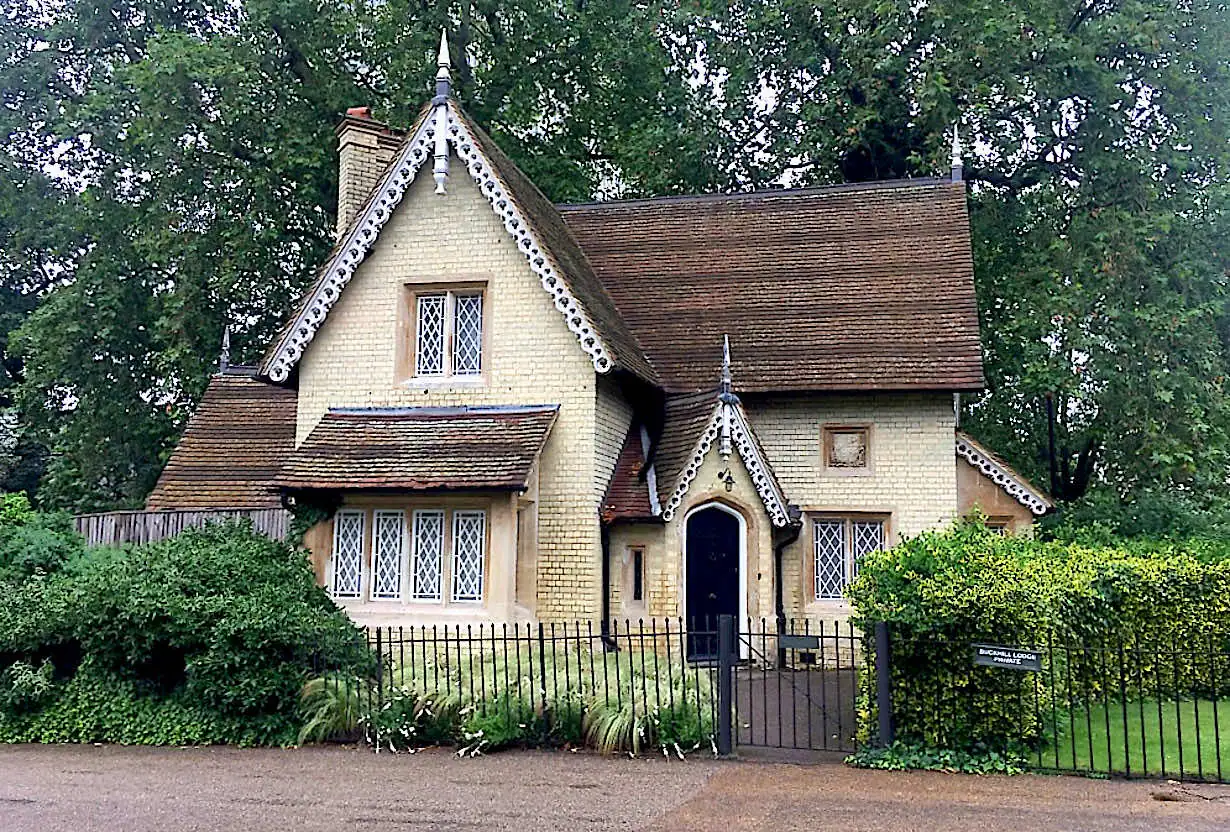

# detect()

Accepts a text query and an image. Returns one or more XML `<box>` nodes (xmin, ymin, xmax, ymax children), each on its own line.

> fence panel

<box><xmin>75</xmin><ymin>508</ymin><xmax>291</xmax><ymax>547</ymax></box>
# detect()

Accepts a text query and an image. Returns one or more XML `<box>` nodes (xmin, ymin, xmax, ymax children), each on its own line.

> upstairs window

<box><xmin>414</xmin><ymin>289</ymin><xmax>484</xmax><ymax>378</ymax></box>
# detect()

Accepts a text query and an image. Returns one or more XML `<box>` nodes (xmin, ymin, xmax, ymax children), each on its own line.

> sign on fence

<box><xmin>972</xmin><ymin>643</ymin><xmax>1042</xmax><ymax>672</ymax></box>
<box><xmin>778</xmin><ymin>634</ymin><xmax>820</xmax><ymax>651</ymax></box>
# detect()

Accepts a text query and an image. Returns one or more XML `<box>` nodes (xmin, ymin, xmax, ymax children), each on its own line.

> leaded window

<box><xmin>411</xmin><ymin>510</ymin><xmax>445</xmax><ymax>601</ymax></box>
<box><xmin>813</xmin><ymin>516</ymin><xmax>886</xmax><ymax>600</ymax></box>
<box><xmin>451</xmin><ymin>510</ymin><xmax>486</xmax><ymax>602</ymax></box>
<box><xmin>371</xmin><ymin>510</ymin><xmax>405</xmax><ymax>600</ymax></box>
<box><xmin>331</xmin><ymin>510</ymin><xmax>365</xmax><ymax>599</ymax></box>
<box><xmin>453</xmin><ymin>293</ymin><xmax>483</xmax><ymax>375</ymax></box>
<box><xmin>415</xmin><ymin>293</ymin><xmax>447</xmax><ymax>375</ymax></box>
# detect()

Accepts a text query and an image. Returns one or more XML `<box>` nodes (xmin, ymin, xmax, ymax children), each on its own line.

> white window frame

<box><xmin>330</xmin><ymin>510</ymin><xmax>366</xmax><ymax>599</ymax></box>
<box><xmin>410</xmin><ymin>509</ymin><xmax>446</xmax><ymax>602</ymax></box>
<box><xmin>370</xmin><ymin>510</ymin><xmax>406</xmax><ymax>601</ymax></box>
<box><xmin>450</xmin><ymin>510</ymin><xmax>487</xmax><ymax>603</ymax></box>
<box><xmin>813</xmin><ymin>516</ymin><xmax>886</xmax><ymax>600</ymax></box>
<box><xmin>413</xmin><ymin>289</ymin><xmax>484</xmax><ymax>379</ymax></box>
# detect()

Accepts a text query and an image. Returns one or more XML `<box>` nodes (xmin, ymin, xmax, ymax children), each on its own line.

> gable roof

<box><xmin>560</xmin><ymin>181</ymin><xmax>984</xmax><ymax>393</ymax></box>
<box><xmin>600</xmin><ymin>428</ymin><xmax>657</xmax><ymax>523</ymax></box>
<box><xmin>259</xmin><ymin>99</ymin><xmax>655</xmax><ymax>386</ymax></box>
<box><xmin>277</xmin><ymin>404</ymin><xmax>559</xmax><ymax>492</ymax></box>
<box><xmin>146</xmin><ymin>372</ymin><xmax>297</xmax><ymax>510</ymax></box>
<box><xmin>956</xmin><ymin>431</ymin><xmax>1053</xmax><ymax>516</ymax></box>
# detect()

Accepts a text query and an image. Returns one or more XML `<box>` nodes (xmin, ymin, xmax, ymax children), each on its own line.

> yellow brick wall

<box><xmin>594</xmin><ymin>376</ymin><xmax>633</xmax><ymax>500</ymax></box>
<box><xmin>745</xmin><ymin>393</ymin><xmax>958</xmax><ymax>625</ymax></box>
<box><xmin>297</xmin><ymin>153</ymin><xmax>602</xmax><ymax>620</ymax></box>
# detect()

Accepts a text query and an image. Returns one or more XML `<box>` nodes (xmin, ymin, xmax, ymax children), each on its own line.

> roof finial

<box><xmin>432</xmin><ymin>29</ymin><xmax>451</xmax><ymax>195</ymax></box>
<box><xmin>218</xmin><ymin>326</ymin><xmax>231</xmax><ymax>374</ymax></box>
<box><xmin>718</xmin><ymin>335</ymin><xmax>735</xmax><ymax>459</ymax></box>
<box><xmin>435</xmin><ymin>29</ymin><xmax>451</xmax><ymax>101</ymax></box>
<box><xmin>720</xmin><ymin>335</ymin><xmax>732</xmax><ymax>396</ymax></box>
<box><xmin>950</xmin><ymin>123</ymin><xmax>964</xmax><ymax>183</ymax></box>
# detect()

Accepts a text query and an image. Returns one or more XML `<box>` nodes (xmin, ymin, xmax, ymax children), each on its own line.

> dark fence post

<box><xmin>874</xmin><ymin>621</ymin><xmax>895</xmax><ymax>747</ymax></box>
<box><xmin>374</xmin><ymin>627</ymin><xmax>384</xmax><ymax>753</ymax></box>
<box><xmin>537</xmin><ymin>622</ymin><xmax>549</xmax><ymax>741</ymax></box>
<box><xmin>717</xmin><ymin>614</ymin><xmax>735</xmax><ymax>756</ymax></box>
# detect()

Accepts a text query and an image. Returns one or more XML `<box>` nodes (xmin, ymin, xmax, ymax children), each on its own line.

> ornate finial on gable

<box><xmin>718</xmin><ymin>335</ymin><xmax>737</xmax><ymax>459</ymax></box>
<box><xmin>432</xmin><ymin>29</ymin><xmax>452</xmax><ymax>195</ymax></box>
<box><xmin>218</xmin><ymin>326</ymin><xmax>231</xmax><ymax>374</ymax></box>
<box><xmin>950</xmin><ymin>124</ymin><xmax>964</xmax><ymax>183</ymax></box>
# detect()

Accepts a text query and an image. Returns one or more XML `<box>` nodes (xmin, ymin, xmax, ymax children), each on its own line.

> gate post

<box><xmin>874</xmin><ymin>621</ymin><xmax>895</xmax><ymax>746</ymax></box>
<box><xmin>717</xmin><ymin>614</ymin><xmax>735</xmax><ymax>756</ymax></box>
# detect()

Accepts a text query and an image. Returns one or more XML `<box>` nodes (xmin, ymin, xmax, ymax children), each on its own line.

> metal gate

<box><xmin>712</xmin><ymin>616</ymin><xmax>863</xmax><ymax>754</ymax></box>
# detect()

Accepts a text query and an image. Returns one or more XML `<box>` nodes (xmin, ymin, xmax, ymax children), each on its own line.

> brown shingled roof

<box><xmin>601</xmin><ymin>429</ymin><xmax>656</xmax><ymax>523</ymax></box>
<box><xmin>652</xmin><ymin>391</ymin><xmax>721</xmax><ymax>508</ymax></box>
<box><xmin>277</xmin><ymin>405</ymin><xmax>558</xmax><ymax>492</ymax></box>
<box><xmin>146</xmin><ymin>372</ymin><xmax>297</xmax><ymax>510</ymax></box>
<box><xmin>560</xmin><ymin>181</ymin><xmax>984</xmax><ymax>393</ymax></box>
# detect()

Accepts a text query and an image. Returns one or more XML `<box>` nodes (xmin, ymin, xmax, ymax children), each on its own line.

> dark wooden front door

<box><xmin>686</xmin><ymin>506</ymin><xmax>741</xmax><ymax>660</ymax></box>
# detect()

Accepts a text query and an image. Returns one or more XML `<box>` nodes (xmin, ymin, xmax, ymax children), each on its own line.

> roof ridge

<box><xmin>557</xmin><ymin>177</ymin><xmax>956</xmax><ymax>211</ymax></box>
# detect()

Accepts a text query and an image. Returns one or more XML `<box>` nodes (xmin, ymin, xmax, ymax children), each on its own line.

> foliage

<box><xmin>846</xmin><ymin>520</ymin><xmax>1230</xmax><ymax>753</ymax></box>
<box><xmin>0</xmin><ymin>521</ymin><xmax>372</xmax><ymax>746</ymax></box>
<box><xmin>846</xmin><ymin>741</ymin><xmax>1028</xmax><ymax>775</ymax></box>
<box><xmin>0</xmin><ymin>492</ymin><xmax>85</xmax><ymax>581</ymax></box>
<box><xmin>0</xmin><ymin>1</ymin><xmax>1224</xmax><ymax>512</ymax></box>
<box><xmin>0</xmin><ymin>659</ymin><xmax>56</xmax><ymax>714</ymax></box>
<box><xmin>297</xmin><ymin>673</ymin><xmax>366</xmax><ymax>746</ymax></box>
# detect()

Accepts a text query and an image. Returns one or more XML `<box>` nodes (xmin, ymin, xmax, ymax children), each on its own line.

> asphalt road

<box><xmin>1</xmin><ymin>744</ymin><xmax>1228</xmax><ymax>831</ymax></box>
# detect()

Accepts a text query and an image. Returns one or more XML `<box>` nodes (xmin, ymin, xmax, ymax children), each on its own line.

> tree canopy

<box><xmin>1</xmin><ymin>0</ymin><xmax>1226</xmax><ymax>523</ymax></box>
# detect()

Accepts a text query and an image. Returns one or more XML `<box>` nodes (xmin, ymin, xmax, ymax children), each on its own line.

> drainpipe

<box><xmin>600</xmin><ymin>522</ymin><xmax>617</xmax><ymax>651</ymax></box>
<box><xmin>773</xmin><ymin>516</ymin><xmax>802</xmax><ymax>667</ymax></box>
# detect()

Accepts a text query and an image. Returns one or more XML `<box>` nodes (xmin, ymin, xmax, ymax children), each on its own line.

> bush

<box><xmin>846</xmin><ymin>520</ymin><xmax>1230</xmax><ymax>754</ymax></box>
<box><xmin>0</xmin><ymin>492</ymin><xmax>85</xmax><ymax>582</ymax></box>
<box><xmin>0</xmin><ymin>520</ymin><xmax>373</xmax><ymax>746</ymax></box>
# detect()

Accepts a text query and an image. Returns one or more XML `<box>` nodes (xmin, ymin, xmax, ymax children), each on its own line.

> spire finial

<box><xmin>435</xmin><ymin>29</ymin><xmax>451</xmax><ymax>99</ymax></box>
<box><xmin>432</xmin><ymin>29</ymin><xmax>451</xmax><ymax>195</ymax></box>
<box><xmin>718</xmin><ymin>335</ymin><xmax>735</xmax><ymax>459</ymax></box>
<box><xmin>721</xmin><ymin>335</ymin><xmax>732</xmax><ymax>395</ymax></box>
<box><xmin>950</xmin><ymin>124</ymin><xmax>964</xmax><ymax>183</ymax></box>
<box><xmin>218</xmin><ymin>326</ymin><xmax>231</xmax><ymax>374</ymax></box>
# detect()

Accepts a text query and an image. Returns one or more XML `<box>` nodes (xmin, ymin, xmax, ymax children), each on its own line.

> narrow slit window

<box><xmin>331</xmin><ymin>510</ymin><xmax>365</xmax><ymax>599</ymax></box>
<box><xmin>411</xmin><ymin>510</ymin><xmax>445</xmax><ymax>601</ymax></box>
<box><xmin>631</xmin><ymin>548</ymin><xmax>644</xmax><ymax>602</ymax></box>
<box><xmin>371</xmin><ymin>510</ymin><xmax>405</xmax><ymax>600</ymax></box>
<box><xmin>451</xmin><ymin>510</ymin><xmax>486</xmax><ymax>602</ymax></box>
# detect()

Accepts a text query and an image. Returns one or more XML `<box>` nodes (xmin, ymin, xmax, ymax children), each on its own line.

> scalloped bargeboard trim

<box><xmin>956</xmin><ymin>436</ymin><xmax>1050</xmax><ymax>515</ymax></box>
<box><xmin>660</xmin><ymin>403</ymin><xmax>791</xmax><ymax>527</ymax></box>
<box><xmin>263</xmin><ymin>102</ymin><xmax>614</xmax><ymax>383</ymax></box>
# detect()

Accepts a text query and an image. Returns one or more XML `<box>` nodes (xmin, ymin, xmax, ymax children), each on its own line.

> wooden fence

<box><xmin>74</xmin><ymin>508</ymin><xmax>292</xmax><ymax>547</ymax></box>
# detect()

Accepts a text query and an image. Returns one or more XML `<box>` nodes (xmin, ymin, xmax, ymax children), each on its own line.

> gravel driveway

<box><xmin>1</xmin><ymin>744</ymin><xmax>1228</xmax><ymax>831</ymax></box>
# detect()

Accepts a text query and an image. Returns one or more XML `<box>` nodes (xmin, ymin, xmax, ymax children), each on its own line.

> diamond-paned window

<box><xmin>814</xmin><ymin>516</ymin><xmax>886</xmax><ymax>600</ymax></box>
<box><xmin>331</xmin><ymin>510</ymin><xmax>365</xmax><ymax>599</ymax></box>
<box><xmin>415</xmin><ymin>293</ymin><xmax>446</xmax><ymax>376</ymax></box>
<box><xmin>411</xmin><ymin>510</ymin><xmax>445</xmax><ymax>601</ymax></box>
<box><xmin>371</xmin><ymin>511</ymin><xmax>405</xmax><ymax>600</ymax></box>
<box><xmin>453</xmin><ymin>293</ymin><xmax>483</xmax><ymax>375</ymax></box>
<box><xmin>451</xmin><ymin>510</ymin><xmax>486</xmax><ymax>602</ymax></box>
<box><xmin>813</xmin><ymin>520</ymin><xmax>846</xmax><ymax>600</ymax></box>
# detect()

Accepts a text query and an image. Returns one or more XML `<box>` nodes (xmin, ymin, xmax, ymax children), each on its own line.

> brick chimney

<box><xmin>335</xmin><ymin>107</ymin><xmax>403</xmax><ymax>236</ymax></box>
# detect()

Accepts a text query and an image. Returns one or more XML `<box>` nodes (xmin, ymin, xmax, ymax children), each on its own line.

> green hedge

<box><xmin>0</xmin><ymin>516</ymin><xmax>372</xmax><ymax>745</ymax></box>
<box><xmin>846</xmin><ymin>521</ymin><xmax>1230</xmax><ymax>753</ymax></box>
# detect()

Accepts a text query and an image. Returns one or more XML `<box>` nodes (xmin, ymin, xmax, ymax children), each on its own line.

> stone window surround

<box><xmin>820</xmin><ymin>422</ymin><xmax>874</xmax><ymax>477</ymax></box>
<box><xmin>397</xmin><ymin>278</ymin><xmax>490</xmax><ymax>386</ymax></box>
<box><xmin>326</xmin><ymin>499</ymin><xmax>492</xmax><ymax>610</ymax></box>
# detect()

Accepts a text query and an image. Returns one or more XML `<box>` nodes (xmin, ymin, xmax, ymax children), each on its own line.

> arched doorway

<box><xmin>684</xmin><ymin>502</ymin><xmax>745</xmax><ymax>660</ymax></box>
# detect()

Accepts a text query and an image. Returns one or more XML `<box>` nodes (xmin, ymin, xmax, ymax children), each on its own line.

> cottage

<box><xmin>147</xmin><ymin>36</ymin><xmax>1050</xmax><ymax>633</ymax></box>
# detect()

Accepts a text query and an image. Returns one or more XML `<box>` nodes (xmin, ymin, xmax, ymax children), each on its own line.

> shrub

<box><xmin>0</xmin><ymin>492</ymin><xmax>85</xmax><ymax>582</ymax></box>
<box><xmin>846</xmin><ymin>521</ymin><xmax>1230</xmax><ymax>754</ymax></box>
<box><xmin>0</xmin><ymin>521</ymin><xmax>372</xmax><ymax>746</ymax></box>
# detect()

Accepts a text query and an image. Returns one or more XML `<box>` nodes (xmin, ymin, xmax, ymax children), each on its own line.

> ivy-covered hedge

<box><xmin>846</xmin><ymin>522</ymin><xmax>1230</xmax><ymax>754</ymax></box>
<box><xmin>0</xmin><ymin>513</ymin><xmax>372</xmax><ymax>746</ymax></box>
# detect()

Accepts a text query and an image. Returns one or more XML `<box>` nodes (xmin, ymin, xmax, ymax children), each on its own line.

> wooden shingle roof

<box><xmin>560</xmin><ymin>180</ymin><xmax>984</xmax><ymax>393</ymax></box>
<box><xmin>145</xmin><ymin>372</ymin><xmax>297</xmax><ymax>510</ymax></box>
<box><xmin>277</xmin><ymin>405</ymin><xmax>558</xmax><ymax>492</ymax></box>
<box><xmin>600</xmin><ymin>429</ymin><xmax>656</xmax><ymax>523</ymax></box>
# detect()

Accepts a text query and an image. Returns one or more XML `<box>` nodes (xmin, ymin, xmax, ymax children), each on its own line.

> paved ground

<box><xmin>2</xmin><ymin>744</ymin><xmax>1229</xmax><ymax>831</ymax></box>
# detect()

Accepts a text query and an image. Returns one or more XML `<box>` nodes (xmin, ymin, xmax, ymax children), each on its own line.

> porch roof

<box><xmin>277</xmin><ymin>404</ymin><xmax>558</xmax><ymax>492</ymax></box>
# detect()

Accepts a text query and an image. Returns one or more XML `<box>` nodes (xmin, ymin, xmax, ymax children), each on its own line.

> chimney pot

<box><xmin>346</xmin><ymin>106</ymin><xmax>372</xmax><ymax>119</ymax></box>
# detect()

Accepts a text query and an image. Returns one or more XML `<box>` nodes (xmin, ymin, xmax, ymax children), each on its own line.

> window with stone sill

<box><xmin>327</xmin><ymin>507</ymin><xmax>487</xmax><ymax>604</ymax></box>
<box><xmin>812</xmin><ymin>515</ymin><xmax>887</xmax><ymax>600</ymax></box>
<box><xmin>410</xmin><ymin>288</ymin><xmax>484</xmax><ymax>379</ymax></box>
